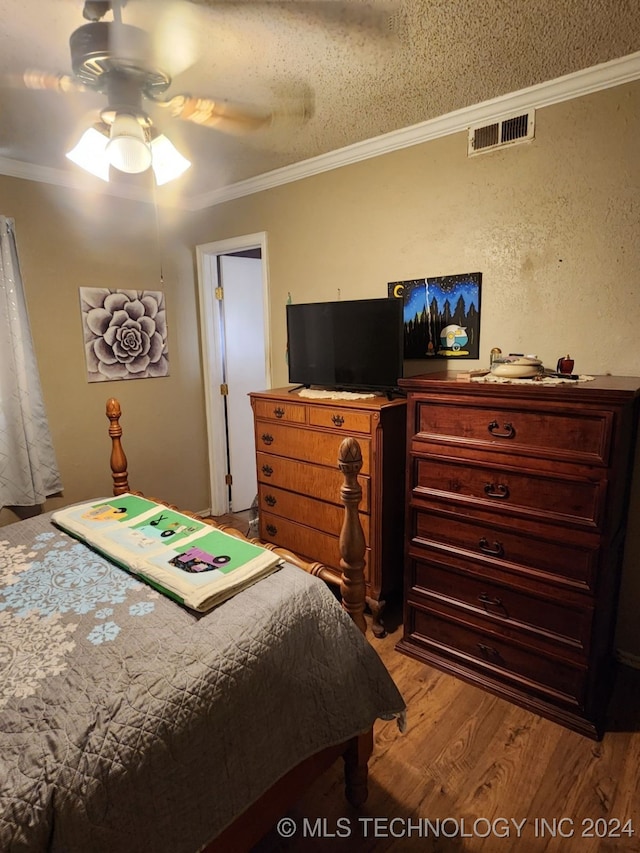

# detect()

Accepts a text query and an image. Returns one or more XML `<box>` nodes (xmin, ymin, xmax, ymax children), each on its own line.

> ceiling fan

<box><xmin>18</xmin><ymin>0</ymin><xmax>353</xmax><ymax>184</ymax></box>
<box><xmin>12</xmin><ymin>0</ymin><xmax>397</xmax><ymax>185</ymax></box>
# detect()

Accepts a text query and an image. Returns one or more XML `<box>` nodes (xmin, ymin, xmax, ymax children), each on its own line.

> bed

<box><xmin>0</xmin><ymin>398</ymin><xmax>405</xmax><ymax>853</ymax></box>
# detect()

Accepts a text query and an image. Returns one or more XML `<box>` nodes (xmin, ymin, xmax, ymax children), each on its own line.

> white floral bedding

<box><xmin>0</xmin><ymin>513</ymin><xmax>404</xmax><ymax>853</ymax></box>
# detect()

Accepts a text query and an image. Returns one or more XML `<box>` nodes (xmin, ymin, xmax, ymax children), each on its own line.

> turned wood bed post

<box><xmin>337</xmin><ymin>437</ymin><xmax>373</xmax><ymax>807</ymax></box>
<box><xmin>106</xmin><ymin>398</ymin><xmax>130</xmax><ymax>495</ymax></box>
<box><xmin>337</xmin><ymin>436</ymin><xmax>367</xmax><ymax>635</ymax></box>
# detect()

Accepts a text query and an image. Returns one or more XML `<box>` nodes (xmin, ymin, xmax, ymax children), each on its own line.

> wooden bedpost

<box><xmin>106</xmin><ymin>398</ymin><xmax>130</xmax><ymax>495</ymax></box>
<box><xmin>337</xmin><ymin>437</ymin><xmax>374</xmax><ymax>807</ymax></box>
<box><xmin>337</xmin><ymin>437</ymin><xmax>367</xmax><ymax>636</ymax></box>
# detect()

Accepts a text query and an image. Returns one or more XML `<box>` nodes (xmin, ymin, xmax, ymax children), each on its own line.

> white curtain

<box><xmin>0</xmin><ymin>216</ymin><xmax>62</xmax><ymax>508</ymax></box>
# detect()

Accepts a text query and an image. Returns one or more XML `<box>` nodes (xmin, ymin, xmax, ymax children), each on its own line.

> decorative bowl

<box><xmin>491</xmin><ymin>357</ymin><xmax>543</xmax><ymax>378</ymax></box>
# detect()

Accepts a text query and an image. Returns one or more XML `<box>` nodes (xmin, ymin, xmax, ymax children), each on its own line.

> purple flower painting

<box><xmin>80</xmin><ymin>288</ymin><xmax>169</xmax><ymax>382</ymax></box>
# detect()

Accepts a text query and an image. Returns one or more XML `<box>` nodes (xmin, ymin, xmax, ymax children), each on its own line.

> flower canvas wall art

<box><xmin>80</xmin><ymin>288</ymin><xmax>169</xmax><ymax>382</ymax></box>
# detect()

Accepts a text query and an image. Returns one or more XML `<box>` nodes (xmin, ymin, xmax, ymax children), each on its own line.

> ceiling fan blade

<box><xmin>109</xmin><ymin>0</ymin><xmax>201</xmax><ymax>78</ymax></box>
<box><xmin>154</xmin><ymin>94</ymin><xmax>274</xmax><ymax>133</ymax></box>
<box><xmin>153</xmin><ymin>85</ymin><xmax>313</xmax><ymax>134</ymax></box>
<box><xmin>4</xmin><ymin>69</ymin><xmax>87</xmax><ymax>94</ymax></box>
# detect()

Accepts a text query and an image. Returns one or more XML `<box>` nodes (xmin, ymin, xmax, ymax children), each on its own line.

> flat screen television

<box><xmin>286</xmin><ymin>298</ymin><xmax>404</xmax><ymax>393</ymax></box>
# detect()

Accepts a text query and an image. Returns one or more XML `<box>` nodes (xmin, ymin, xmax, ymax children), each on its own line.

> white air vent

<box><xmin>468</xmin><ymin>110</ymin><xmax>535</xmax><ymax>156</ymax></box>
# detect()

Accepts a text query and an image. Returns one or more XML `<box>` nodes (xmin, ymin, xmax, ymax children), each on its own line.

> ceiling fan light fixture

<box><xmin>106</xmin><ymin>112</ymin><xmax>152</xmax><ymax>174</ymax></box>
<box><xmin>66</xmin><ymin>120</ymin><xmax>190</xmax><ymax>186</ymax></box>
<box><xmin>65</xmin><ymin>126</ymin><xmax>110</xmax><ymax>181</ymax></box>
<box><xmin>150</xmin><ymin>134</ymin><xmax>191</xmax><ymax>186</ymax></box>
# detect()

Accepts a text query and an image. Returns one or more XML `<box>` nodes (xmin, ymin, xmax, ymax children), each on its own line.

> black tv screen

<box><xmin>286</xmin><ymin>298</ymin><xmax>403</xmax><ymax>392</ymax></box>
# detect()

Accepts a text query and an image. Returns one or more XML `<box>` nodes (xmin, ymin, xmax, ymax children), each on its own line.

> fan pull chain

<box><xmin>151</xmin><ymin>179</ymin><xmax>164</xmax><ymax>285</ymax></box>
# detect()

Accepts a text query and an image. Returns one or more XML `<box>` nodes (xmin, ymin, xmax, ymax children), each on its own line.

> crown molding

<box><xmin>2</xmin><ymin>51</ymin><xmax>639</xmax><ymax>210</ymax></box>
<box><xmin>0</xmin><ymin>156</ymin><xmax>156</xmax><ymax>202</ymax></box>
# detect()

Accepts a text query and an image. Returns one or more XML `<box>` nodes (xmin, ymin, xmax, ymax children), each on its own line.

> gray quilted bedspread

<box><xmin>0</xmin><ymin>513</ymin><xmax>405</xmax><ymax>853</ymax></box>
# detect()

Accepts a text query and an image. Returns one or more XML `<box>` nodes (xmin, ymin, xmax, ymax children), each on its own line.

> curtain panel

<box><xmin>0</xmin><ymin>216</ymin><xmax>62</xmax><ymax>507</ymax></box>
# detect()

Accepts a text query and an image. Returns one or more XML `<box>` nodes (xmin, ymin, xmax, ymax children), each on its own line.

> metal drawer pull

<box><xmin>488</xmin><ymin>420</ymin><xmax>515</xmax><ymax>439</ymax></box>
<box><xmin>478</xmin><ymin>537</ymin><xmax>504</xmax><ymax>557</ymax></box>
<box><xmin>478</xmin><ymin>592</ymin><xmax>504</xmax><ymax>609</ymax></box>
<box><xmin>484</xmin><ymin>482</ymin><xmax>510</xmax><ymax>499</ymax></box>
<box><xmin>331</xmin><ymin>414</ymin><xmax>345</xmax><ymax>426</ymax></box>
<box><xmin>264</xmin><ymin>494</ymin><xmax>277</xmax><ymax>507</ymax></box>
<box><xmin>266</xmin><ymin>523</ymin><xmax>278</xmax><ymax>537</ymax></box>
<box><xmin>261</xmin><ymin>464</ymin><xmax>273</xmax><ymax>477</ymax></box>
<box><xmin>261</xmin><ymin>433</ymin><xmax>274</xmax><ymax>445</ymax></box>
<box><xmin>273</xmin><ymin>407</ymin><xmax>285</xmax><ymax>419</ymax></box>
<box><xmin>477</xmin><ymin>642</ymin><xmax>501</xmax><ymax>660</ymax></box>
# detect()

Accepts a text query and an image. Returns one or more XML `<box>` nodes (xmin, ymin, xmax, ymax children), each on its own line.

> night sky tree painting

<box><xmin>388</xmin><ymin>272</ymin><xmax>481</xmax><ymax>359</ymax></box>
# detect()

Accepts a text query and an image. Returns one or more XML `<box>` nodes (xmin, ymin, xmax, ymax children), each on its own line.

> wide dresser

<box><xmin>250</xmin><ymin>387</ymin><xmax>407</xmax><ymax>633</ymax></box>
<box><xmin>397</xmin><ymin>371</ymin><xmax>640</xmax><ymax>738</ymax></box>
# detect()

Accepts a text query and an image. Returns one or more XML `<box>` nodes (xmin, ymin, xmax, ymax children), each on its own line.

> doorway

<box><xmin>196</xmin><ymin>233</ymin><xmax>271</xmax><ymax>516</ymax></box>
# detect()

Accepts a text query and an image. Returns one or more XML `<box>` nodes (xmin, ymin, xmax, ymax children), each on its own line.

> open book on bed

<box><xmin>52</xmin><ymin>494</ymin><xmax>283</xmax><ymax>612</ymax></box>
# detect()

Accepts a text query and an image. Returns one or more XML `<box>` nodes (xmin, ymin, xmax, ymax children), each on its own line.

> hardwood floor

<box><xmin>254</xmin><ymin>605</ymin><xmax>640</xmax><ymax>853</ymax></box>
<box><xmin>208</xmin><ymin>509</ymin><xmax>253</xmax><ymax>537</ymax></box>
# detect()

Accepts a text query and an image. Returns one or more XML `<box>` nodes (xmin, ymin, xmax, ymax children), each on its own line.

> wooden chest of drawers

<box><xmin>397</xmin><ymin>372</ymin><xmax>640</xmax><ymax>738</ymax></box>
<box><xmin>250</xmin><ymin>387</ymin><xmax>407</xmax><ymax>633</ymax></box>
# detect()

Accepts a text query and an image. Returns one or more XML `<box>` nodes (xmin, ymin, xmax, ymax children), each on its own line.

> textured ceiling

<box><xmin>0</xmin><ymin>0</ymin><xmax>639</xmax><ymax>203</ymax></box>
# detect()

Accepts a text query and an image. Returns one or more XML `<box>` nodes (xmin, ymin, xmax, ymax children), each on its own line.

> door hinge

<box><xmin>225</xmin><ymin>473</ymin><xmax>233</xmax><ymax>485</ymax></box>
<box><xmin>215</xmin><ymin>286</ymin><xmax>224</xmax><ymax>300</ymax></box>
<box><xmin>220</xmin><ymin>383</ymin><xmax>228</xmax><ymax>396</ymax></box>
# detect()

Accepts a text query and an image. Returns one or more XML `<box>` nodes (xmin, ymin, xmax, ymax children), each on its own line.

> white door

<box><xmin>220</xmin><ymin>255</ymin><xmax>267</xmax><ymax>511</ymax></box>
<box><xmin>196</xmin><ymin>232</ymin><xmax>272</xmax><ymax>517</ymax></box>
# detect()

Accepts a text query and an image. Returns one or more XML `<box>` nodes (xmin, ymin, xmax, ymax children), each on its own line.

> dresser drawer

<box><xmin>253</xmin><ymin>399</ymin><xmax>307</xmax><ymax>424</ymax></box>
<box><xmin>256</xmin><ymin>421</ymin><xmax>371</xmax><ymax>474</ymax></box>
<box><xmin>408</xmin><ymin>607</ymin><xmax>587</xmax><ymax>707</ymax></box>
<box><xmin>410</xmin><ymin>506</ymin><xmax>599</xmax><ymax>591</ymax></box>
<box><xmin>308</xmin><ymin>405</ymin><xmax>373</xmax><ymax>434</ymax></box>
<box><xmin>410</xmin><ymin>558</ymin><xmax>593</xmax><ymax>655</ymax></box>
<box><xmin>413</xmin><ymin>454</ymin><xmax>605</xmax><ymax>529</ymax></box>
<box><xmin>260</xmin><ymin>511</ymin><xmax>371</xmax><ymax>580</ymax></box>
<box><xmin>257</xmin><ymin>452</ymin><xmax>370</xmax><ymax>512</ymax></box>
<box><xmin>415</xmin><ymin>398</ymin><xmax>613</xmax><ymax>466</ymax></box>
<box><xmin>258</xmin><ymin>484</ymin><xmax>370</xmax><ymax>540</ymax></box>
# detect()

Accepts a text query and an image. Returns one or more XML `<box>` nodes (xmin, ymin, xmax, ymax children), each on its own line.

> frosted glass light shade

<box><xmin>150</xmin><ymin>134</ymin><xmax>191</xmax><ymax>185</ymax></box>
<box><xmin>65</xmin><ymin>127</ymin><xmax>110</xmax><ymax>181</ymax></box>
<box><xmin>106</xmin><ymin>113</ymin><xmax>152</xmax><ymax>174</ymax></box>
<box><xmin>66</xmin><ymin>121</ymin><xmax>190</xmax><ymax>185</ymax></box>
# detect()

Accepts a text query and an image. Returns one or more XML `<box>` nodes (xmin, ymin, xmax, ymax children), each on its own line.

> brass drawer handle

<box><xmin>261</xmin><ymin>433</ymin><xmax>274</xmax><ymax>445</ymax></box>
<box><xmin>261</xmin><ymin>464</ymin><xmax>273</xmax><ymax>477</ymax></box>
<box><xmin>488</xmin><ymin>420</ymin><xmax>515</xmax><ymax>439</ymax></box>
<box><xmin>264</xmin><ymin>494</ymin><xmax>277</xmax><ymax>507</ymax></box>
<box><xmin>331</xmin><ymin>414</ymin><xmax>345</xmax><ymax>427</ymax></box>
<box><xmin>477</xmin><ymin>642</ymin><xmax>502</xmax><ymax>660</ymax></box>
<box><xmin>484</xmin><ymin>482</ymin><xmax>510</xmax><ymax>499</ymax></box>
<box><xmin>273</xmin><ymin>407</ymin><xmax>285</xmax><ymax>419</ymax></box>
<box><xmin>266</xmin><ymin>523</ymin><xmax>278</xmax><ymax>537</ymax></box>
<box><xmin>478</xmin><ymin>537</ymin><xmax>504</xmax><ymax>557</ymax></box>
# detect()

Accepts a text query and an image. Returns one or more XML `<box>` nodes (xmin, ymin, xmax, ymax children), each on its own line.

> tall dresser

<box><xmin>249</xmin><ymin>387</ymin><xmax>407</xmax><ymax>633</ymax></box>
<box><xmin>397</xmin><ymin>372</ymin><xmax>639</xmax><ymax>738</ymax></box>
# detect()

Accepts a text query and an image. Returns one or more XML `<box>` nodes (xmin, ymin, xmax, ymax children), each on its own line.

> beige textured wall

<box><xmin>227</xmin><ymin>82</ymin><xmax>640</xmax><ymax>386</ymax></box>
<box><xmin>1</xmin><ymin>81</ymin><xmax>638</xmax><ymax>655</ymax></box>
<box><xmin>0</xmin><ymin>177</ymin><xmax>210</xmax><ymax>526</ymax></box>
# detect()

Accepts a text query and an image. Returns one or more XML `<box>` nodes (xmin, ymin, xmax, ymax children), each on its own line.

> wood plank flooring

<box><xmin>207</xmin><ymin>509</ymin><xmax>253</xmax><ymax>537</ymax></box>
<box><xmin>253</xmin><ymin>606</ymin><xmax>640</xmax><ymax>853</ymax></box>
